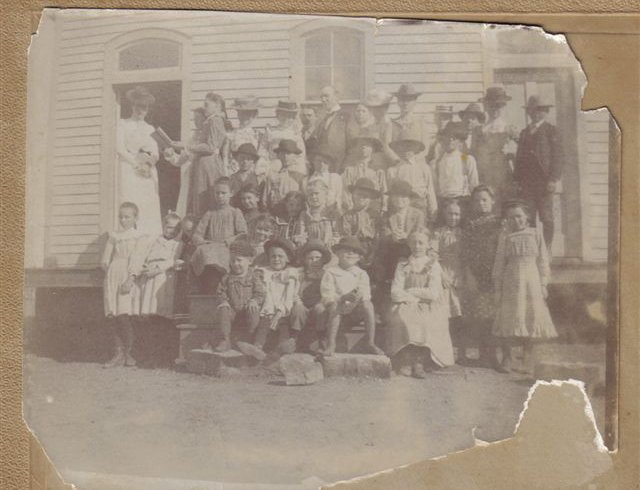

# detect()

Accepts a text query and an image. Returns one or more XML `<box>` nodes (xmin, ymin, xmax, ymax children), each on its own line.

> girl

<box><xmin>237</xmin><ymin>237</ymin><xmax>301</xmax><ymax>360</ymax></box>
<box><xmin>302</xmin><ymin>147</ymin><xmax>343</xmax><ymax>213</ymax></box>
<box><xmin>188</xmin><ymin>92</ymin><xmax>231</xmax><ymax>217</ymax></box>
<box><xmin>460</xmin><ymin>185</ymin><xmax>503</xmax><ymax>367</ymax></box>
<box><xmin>386</xmin><ymin>229</ymin><xmax>453</xmax><ymax>378</ymax></box>
<box><xmin>292</xmin><ymin>179</ymin><xmax>340</xmax><ymax>248</ymax></box>
<box><xmin>492</xmin><ymin>201</ymin><xmax>557</xmax><ymax>374</ymax></box>
<box><xmin>137</xmin><ymin>213</ymin><xmax>184</xmax><ymax>368</ymax></box>
<box><xmin>100</xmin><ymin>202</ymin><xmax>147</xmax><ymax>368</ymax></box>
<box><xmin>434</xmin><ymin>199</ymin><xmax>464</xmax><ymax>361</ymax></box>
<box><xmin>191</xmin><ymin>178</ymin><xmax>248</xmax><ymax>294</ymax></box>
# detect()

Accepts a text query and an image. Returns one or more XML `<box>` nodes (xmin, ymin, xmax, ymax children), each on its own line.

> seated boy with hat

<box><xmin>340</xmin><ymin>177</ymin><xmax>382</xmax><ymax>269</ymax></box>
<box><xmin>290</xmin><ymin>240</ymin><xmax>332</xmax><ymax>351</ymax></box>
<box><xmin>320</xmin><ymin>237</ymin><xmax>385</xmax><ymax>357</ymax></box>
<box><xmin>229</xmin><ymin>142</ymin><xmax>261</xmax><ymax>197</ymax></box>
<box><xmin>213</xmin><ymin>240</ymin><xmax>265</xmax><ymax>352</ymax></box>
<box><xmin>261</xmin><ymin>139</ymin><xmax>304</xmax><ymax>213</ymax></box>
<box><xmin>342</xmin><ymin>137</ymin><xmax>387</xmax><ymax>211</ymax></box>
<box><xmin>387</xmin><ymin>138</ymin><xmax>438</xmax><ymax>224</ymax></box>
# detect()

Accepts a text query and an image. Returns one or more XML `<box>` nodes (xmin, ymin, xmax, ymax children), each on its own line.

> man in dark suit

<box><xmin>312</xmin><ymin>86</ymin><xmax>349</xmax><ymax>173</ymax></box>
<box><xmin>513</xmin><ymin>95</ymin><xmax>563</xmax><ymax>249</ymax></box>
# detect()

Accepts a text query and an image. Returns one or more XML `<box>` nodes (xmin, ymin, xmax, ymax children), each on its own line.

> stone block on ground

<box><xmin>185</xmin><ymin>348</ymin><xmax>247</xmax><ymax>375</ymax></box>
<box><xmin>279</xmin><ymin>353</ymin><xmax>324</xmax><ymax>385</ymax></box>
<box><xmin>320</xmin><ymin>353</ymin><xmax>392</xmax><ymax>379</ymax></box>
<box><xmin>533</xmin><ymin>361</ymin><xmax>604</xmax><ymax>396</ymax></box>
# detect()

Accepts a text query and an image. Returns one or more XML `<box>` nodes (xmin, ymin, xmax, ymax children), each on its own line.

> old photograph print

<box><xmin>24</xmin><ymin>9</ymin><xmax>616</xmax><ymax>489</ymax></box>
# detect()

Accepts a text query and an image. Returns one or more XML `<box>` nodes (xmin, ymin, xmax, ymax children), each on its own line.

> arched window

<box><xmin>303</xmin><ymin>28</ymin><xmax>364</xmax><ymax>101</ymax></box>
<box><xmin>118</xmin><ymin>39</ymin><xmax>181</xmax><ymax>71</ymax></box>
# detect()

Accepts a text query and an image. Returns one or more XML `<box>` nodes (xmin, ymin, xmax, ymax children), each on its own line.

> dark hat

<box><xmin>439</xmin><ymin>121</ymin><xmax>469</xmax><ymax>141</ymax></box>
<box><xmin>229</xmin><ymin>239</ymin><xmax>256</xmax><ymax>258</ymax></box>
<box><xmin>479</xmin><ymin>86</ymin><xmax>512</xmax><ymax>105</ymax></box>
<box><xmin>274</xmin><ymin>139</ymin><xmax>302</xmax><ymax>155</ymax></box>
<box><xmin>363</xmin><ymin>89</ymin><xmax>392</xmax><ymax>108</ymax></box>
<box><xmin>299</xmin><ymin>239</ymin><xmax>332</xmax><ymax>265</ymax></box>
<box><xmin>232</xmin><ymin>142</ymin><xmax>260</xmax><ymax>161</ymax></box>
<box><xmin>275</xmin><ymin>100</ymin><xmax>299</xmax><ymax>114</ymax></box>
<box><xmin>458</xmin><ymin>103</ymin><xmax>486</xmax><ymax>123</ymax></box>
<box><xmin>389</xmin><ymin>138</ymin><xmax>426</xmax><ymax>155</ymax></box>
<box><xmin>232</xmin><ymin>95</ymin><xmax>261</xmax><ymax>111</ymax></box>
<box><xmin>126</xmin><ymin>86</ymin><xmax>155</xmax><ymax>106</ymax></box>
<box><xmin>524</xmin><ymin>95</ymin><xmax>553</xmax><ymax>111</ymax></box>
<box><xmin>332</xmin><ymin>236</ymin><xmax>366</xmax><ymax>256</ymax></box>
<box><xmin>393</xmin><ymin>84</ymin><xmax>422</xmax><ymax>100</ymax></box>
<box><xmin>348</xmin><ymin>177</ymin><xmax>381</xmax><ymax>198</ymax></box>
<box><xmin>348</xmin><ymin>137</ymin><xmax>383</xmax><ymax>153</ymax></box>
<box><xmin>386</xmin><ymin>179</ymin><xmax>420</xmax><ymax>199</ymax></box>
<box><xmin>308</xmin><ymin>146</ymin><xmax>337</xmax><ymax>166</ymax></box>
<box><xmin>264</xmin><ymin>237</ymin><xmax>297</xmax><ymax>263</ymax></box>
<box><xmin>236</xmin><ymin>182</ymin><xmax>260</xmax><ymax>197</ymax></box>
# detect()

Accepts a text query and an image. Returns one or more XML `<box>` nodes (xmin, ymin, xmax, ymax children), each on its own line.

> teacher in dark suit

<box><xmin>313</xmin><ymin>86</ymin><xmax>349</xmax><ymax>173</ymax></box>
<box><xmin>513</xmin><ymin>95</ymin><xmax>563</xmax><ymax>250</ymax></box>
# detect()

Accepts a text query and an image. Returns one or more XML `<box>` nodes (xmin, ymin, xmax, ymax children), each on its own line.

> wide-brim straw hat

<box><xmin>389</xmin><ymin>138</ymin><xmax>426</xmax><ymax>155</ymax></box>
<box><xmin>232</xmin><ymin>95</ymin><xmax>261</xmax><ymax>111</ymax></box>
<box><xmin>232</xmin><ymin>142</ymin><xmax>260</xmax><ymax>161</ymax></box>
<box><xmin>348</xmin><ymin>137</ymin><xmax>383</xmax><ymax>153</ymax></box>
<box><xmin>275</xmin><ymin>100</ymin><xmax>299</xmax><ymax>114</ymax></box>
<box><xmin>524</xmin><ymin>95</ymin><xmax>554</xmax><ymax>111</ymax></box>
<box><xmin>299</xmin><ymin>239</ymin><xmax>332</xmax><ymax>265</ymax></box>
<box><xmin>479</xmin><ymin>86</ymin><xmax>512</xmax><ymax>105</ymax></box>
<box><xmin>348</xmin><ymin>177</ymin><xmax>381</xmax><ymax>198</ymax></box>
<box><xmin>393</xmin><ymin>84</ymin><xmax>422</xmax><ymax>100</ymax></box>
<box><xmin>274</xmin><ymin>139</ymin><xmax>302</xmax><ymax>155</ymax></box>
<box><xmin>458</xmin><ymin>102</ymin><xmax>486</xmax><ymax>123</ymax></box>
<box><xmin>126</xmin><ymin>86</ymin><xmax>155</xmax><ymax>106</ymax></box>
<box><xmin>363</xmin><ymin>89</ymin><xmax>393</xmax><ymax>107</ymax></box>
<box><xmin>439</xmin><ymin>121</ymin><xmax>469</xmax><ymax>141</ymax></box>
<box><xmin>332</xmin><ymin>236</ymin><xmax>366</xmax><ymax>256</ymax></box>
<box><xmin>264</xmin><ymin>237</ymin><xmax>297</xmax><ymax>264</ymax></box>
<box><xmin>386</xmin><ymin>179</ymin><xmax>420</xmax><ymax>199</ymax></box>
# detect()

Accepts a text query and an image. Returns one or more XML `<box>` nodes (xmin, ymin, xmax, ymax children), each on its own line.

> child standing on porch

<box><xmin>492</xmin><ymin>200</ymin><xmax>557</xmax><ymax>374</ymax></box>
<box><xmin>100</xmin><ymin>202</ymin><xmax>147</xmax><ymax>368</ymax></box>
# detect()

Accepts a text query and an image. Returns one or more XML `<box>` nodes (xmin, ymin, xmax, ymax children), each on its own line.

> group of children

<box><xmin>101</xmin><ymin>89</ymin><xmax>558</xmax><ymax>377</ymax></box>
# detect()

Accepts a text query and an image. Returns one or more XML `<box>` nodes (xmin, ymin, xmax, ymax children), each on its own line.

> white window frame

<box><xmin>290</xmin><ymin>19</ymin><xmax>375</xmax><ymax>105</ymax></box>
<box><xmin>101</xmin><ymin>28</ymin><xmax>192</xmax><ymax>233</ymax></box>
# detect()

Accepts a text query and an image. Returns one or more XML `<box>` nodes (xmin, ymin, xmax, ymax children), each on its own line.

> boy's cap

<box><xmin>264</xmin><ymin>237</ymin><xmax>297</xmax><ymax>263</ymax></box>
<box><xmin>274</xmin><ymin>139</ymin><xmax>302</xmax><ymax>155</ymax></box>
<box><xmin>299</xmin><ymin>239</ymin><xmax>332</xmax><ymax>265</ymax></box>
<box><xmin>229</xmin><ymin>240</ymin><xmax>256</xmax><ymax>258</ymax></box>
<box><xmin>348</xmin><ymin>177</ymin><xmax>381</xmax><ymax>198</ymax></box>
<box><xmin>458</xmin><ymin>103</ymin><xmax>486</xmax><ymax>123</ymax></box>
<box><xmin>393</xmin><ymin>84</ymin><xmax>422</xmax><ymax>100</ymax></box>
<box><xmin>232</xmin><ymin>95</ymin><xmax>261</xmax><ymax>111</ymax></box>
<box><xmin>389</xmin><ymin>138</ymin><xmax>426</xmax><ymax>155</ymax></box>
<box><xmin>348</xmin><ymin>136</ymin><xmax>383</xmax><ymax>153</ymax></box>
<box><xmin>275</xmin><ymin>100</ymin><xmax>299</xmax><ymax>114</ymax></box>
<box><xmin>232</xmin><ymin>142</ymin><xmax>260</xmax><ymax>161</ymax></box>
<box><xmin>438</xmin><ymin>121</ymin><xmax>469</xmax><ymax>141</ymax></box>
<box><xmin>386</xmin><ymin>179</ymin><xmax>420</xmax><ymax>199</ymax></box>
<box><xmin>332</xmin><ymin>236</ymin><xmax>366</xmax><ymax>256</ymax></box>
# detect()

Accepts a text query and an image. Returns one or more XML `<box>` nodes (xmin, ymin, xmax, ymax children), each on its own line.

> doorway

<box><xmin>495</xmin><ymin>67</ymin><xmax>581</xmax><ymax>259</ymax></box>
<box><xmin>115</xmin><ymin>80</ymin><xmax>182</xmax><ymax>218</ymax></box>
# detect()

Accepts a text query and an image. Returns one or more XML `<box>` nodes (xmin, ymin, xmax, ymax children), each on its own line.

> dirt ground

<box><xmin>23</xmin><ymin>343</ymin><xmax>606</xmax><ymax>487</ymax></box>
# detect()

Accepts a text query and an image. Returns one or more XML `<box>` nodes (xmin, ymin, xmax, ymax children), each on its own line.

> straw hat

<box><xmin>458</xmin><ymin>103</ymin><xmax>486</xmax><ymax>123</ymax></box>
<box><xmin>393</xmin><ymin>84</ymin><xmax>422</xmax><ymax>100</ymax></box>
<box><xmin>389</xmin><ymin>138</ymin><xmax>426</xmax><ymax>155</ymax></box>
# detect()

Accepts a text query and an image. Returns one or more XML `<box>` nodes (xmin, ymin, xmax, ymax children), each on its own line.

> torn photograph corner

<box><xmin>23</xmin><ymin>9</ymin><xmax>618</xmax><ymax>490</ymax></box>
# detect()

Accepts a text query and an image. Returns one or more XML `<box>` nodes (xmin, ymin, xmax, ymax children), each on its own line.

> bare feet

<box><xmin>237</xmin><ymin>341</ymin><xmax>267</xmax><ymax>361</ymax></box>
<box><xmin>364</xmin><ymin>343</ymin><xmax>384</xmax><ymax>356</ymax></box>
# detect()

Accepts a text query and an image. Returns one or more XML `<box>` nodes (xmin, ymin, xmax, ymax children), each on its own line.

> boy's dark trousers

<box><xmin>216</xmin><ymin>305</ymin><xmax>260</xmax><ymax>345</ymax></box>
<box><xmin>519</xmin><ymin>183</ymin><xmax>555</xmax><ymax>249</ymax></box>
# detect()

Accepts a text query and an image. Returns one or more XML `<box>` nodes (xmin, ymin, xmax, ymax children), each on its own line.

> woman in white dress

<box><xmin>116</xmin><ymin>86</ymin><xmax>162</xmax><ymax>235</ymax></box>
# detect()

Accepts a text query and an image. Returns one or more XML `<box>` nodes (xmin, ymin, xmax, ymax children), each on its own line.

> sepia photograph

<box><xmin>23</xmin><ymin>9</ymin><xmax>616</xmax><ymax>489</ymax></box>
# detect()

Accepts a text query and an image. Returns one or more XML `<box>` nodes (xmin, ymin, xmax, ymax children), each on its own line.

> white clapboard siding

<box><xmin>584</xmin><ymin>111</ymin><xmax>611</xmax><ymax>260</ymax></box>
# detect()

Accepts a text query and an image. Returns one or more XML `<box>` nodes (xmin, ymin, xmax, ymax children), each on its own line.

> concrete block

<box><xmin>320</xmin><ymin>353</ymin><xmax>392</xmax><ymax>379</ymax></box>
<box><xmin>279</xmin><ymin>354</ymin><xmax>324</xmax><ymax>385</ymax></box>
<box><xmin>533</xmin><ymin>361</ymin><xmax>604</xmax><ymax>396</ymax></box>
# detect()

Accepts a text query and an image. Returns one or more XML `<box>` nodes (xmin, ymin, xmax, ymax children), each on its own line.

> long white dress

<box><xmin>117</xmin><ymin>118</ymin><xmax>162</xmax><ymax>235</ymax></box>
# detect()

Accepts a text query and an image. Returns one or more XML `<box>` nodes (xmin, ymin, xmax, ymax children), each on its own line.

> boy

<box><xmin>387</xmin><ymin>138</ymin><xmax>438</xmax><ymax>224</ymax></box>
<box><xmin>229</xmin><ymin>143</ymin><xmax>260</xmax><ymax>197</ymax></box>
<box><xmin>234</xmin><ymin>183</ymin><xmax>262</xmax><ymax>223</ymax></box>
<box><xmin>262</xmin><ymin>139</ymin><xmax>304</xmax><ymax>212</ymax></box>
<box><xmin>292</xmin><ymin>179</ymin><xmax>339</xmax><ymax>248</ymax></box>
<box><xmin>340</xmin><ymin>177</ymin><xmax>381</xmax><ymax>268</ymax></box>
<box><xmin>290</xmin><ymin>240</ymin><xmax>332</xmax><ymax>351</ymax></box>
<box><xmin>320</xmin><ymin>236</ymin><xmax>384</xmax><ymax>357</ymax></box>
<box><xmin>214</xmin><ymin>240</ymin><xmax>265</xmax><ymax>352</ymax></box>
<box><xmin>342</xmin><ymin>137</ymin><xmax>387</xmax><ymax>211</ymax></box>
<box><xmin>431</xmin><ymin>121</ymin><xmax>479</xmax><ymax>219</ymax></box>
